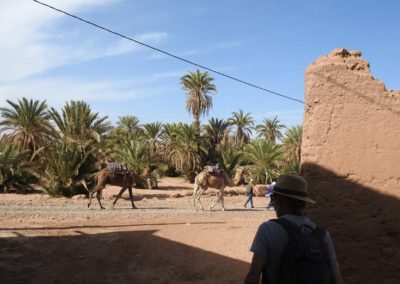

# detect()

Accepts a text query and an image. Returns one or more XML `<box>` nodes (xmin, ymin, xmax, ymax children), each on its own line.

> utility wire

<box><xmin>33</xmin><ymin>0</ymin><xmax>304</xmax><ymax>104</ymax></box>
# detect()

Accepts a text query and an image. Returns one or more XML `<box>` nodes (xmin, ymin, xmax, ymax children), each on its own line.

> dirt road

<box><xmin>0</xmin><ymin>178</ymin><xmax>275</xmax><ymax>284</ymax></box>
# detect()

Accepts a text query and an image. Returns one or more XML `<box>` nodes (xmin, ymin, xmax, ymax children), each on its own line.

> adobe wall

<box><xmin>302</xmin><ymin>49</ymin><xmax>400</xmax><ymax>283</ymax></box>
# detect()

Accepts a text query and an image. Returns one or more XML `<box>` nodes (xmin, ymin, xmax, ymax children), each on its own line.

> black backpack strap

<box><xmin>271</xmin><ymin>218</ymin><xmax>299</xmax><ymax>239</ymax></box>
<box><xmin>314</xmin><ymin>227</ymin><xmax>329</xmax><ymax>255</ymax></box>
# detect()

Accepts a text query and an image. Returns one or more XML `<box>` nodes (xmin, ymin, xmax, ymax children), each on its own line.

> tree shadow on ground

<box><xmin>302</xmin><ymin>163</ymin><xmax>399</xmax><ymax>284</ymax></box>
<box><xmin>0</xmin><ymin>229</ymin><xmax>248</xmax><ymax>284</ymax></box>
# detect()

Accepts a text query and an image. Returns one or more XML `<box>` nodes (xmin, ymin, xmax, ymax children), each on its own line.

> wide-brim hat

<box><xmin>272</xmin><ymin>175</ymin><xmax>316</xmax><ymax>204</ymax></box>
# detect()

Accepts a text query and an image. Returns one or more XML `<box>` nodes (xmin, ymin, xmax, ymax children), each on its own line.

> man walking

<box><xmin>244</xmin><ymin>175</ymin><xmax>343</xmax><ymax>284</ymax></box>
<box><xmin>265</xmin><ymin>181</ymin><xmax>276</xmax><ymax>210</ymax></box>
<box><xmin>244</xmin><ymin>178</ymin><xmax>255</xmax><ymax>208</ymax></box>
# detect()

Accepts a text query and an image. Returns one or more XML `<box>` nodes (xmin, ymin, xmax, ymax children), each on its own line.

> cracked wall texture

<box><xmin>302</xmin><ymin>48</ymin><xmax>400</xmax><ymax>283</ymax></box>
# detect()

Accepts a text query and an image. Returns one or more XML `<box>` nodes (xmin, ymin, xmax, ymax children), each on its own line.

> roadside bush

<box><xmin>0</xmin><ymin>144</ymin><xmax>35</xmax><ymax>193</ymax></box>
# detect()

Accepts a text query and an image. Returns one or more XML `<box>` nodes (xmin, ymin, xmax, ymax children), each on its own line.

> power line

<box><xmin>33</xmin><ymin>0</ymin><xmax>304</xmax><ymax>104</ymax></box>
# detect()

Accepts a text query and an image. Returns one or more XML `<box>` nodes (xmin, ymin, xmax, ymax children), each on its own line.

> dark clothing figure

<box><xmin>265</xmin><ymin>181</ymin><xmax>276</xmax><ymax>210</ymax></box>
<box><xmin>244</xmin><ymin>175</ymin><xmax>343</xmax><ymax>284</ymax></box>
<box><xmin>244</xmin><ymin>182</ymin><xmax>254</xmax><ymax>208</ymax></box>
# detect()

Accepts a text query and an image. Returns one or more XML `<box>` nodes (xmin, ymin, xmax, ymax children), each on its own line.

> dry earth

<box><xmin>0</xmin><ymin>177</ymin><xmax>276</xmax><ymax>284</ymax></box>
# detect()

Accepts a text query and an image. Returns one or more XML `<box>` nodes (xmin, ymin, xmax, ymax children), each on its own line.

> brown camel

<box><xmin>87</xmin><ymin>164</ymin><xmax>158</xmax><ymax>209</ymax></box>
<box><xmin>193</xmin><ymin>166</ymin><xmax>246</xmax><ymax>211</ymax></box>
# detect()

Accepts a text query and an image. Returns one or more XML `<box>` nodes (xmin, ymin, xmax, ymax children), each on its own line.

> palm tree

<box><xmin>164</xmin><ymin>123</ymin><xmax>203</xmax><ymax>182</ymax></box>
<box><xmin>217</xmin><ymin>145</ymin><xmax>242</xmax><ymax>177</ymax></box>
<box><xmin>282</xmin><ymin>125</ymin><xmax>303</xmax><ymax>164</ymax></box>
<box><xmin>143</xmin><ymin>122</ymin><xmax>164</xmax><ymax>157</ymax></box>
<box><xmin>47</xmin><ymin>101</ymin><xmax>111</xmax><ymax>195</ymax></box>
<box><xmin>228</xmin><ymin>109</ymin><xmax>254</xmax><ymax>147</ymax></box>
<box><xmin>180</xmin><ymin>69</ymin><xmax>217</xmax><ymax>150</ymax></box>
<box><xmin>202</xmin><ymin>118</ymin><xmax>230</xmax><ymax>163</ymax></box>
<box><xmin>116</xmin><ymin>115</ymin><xmax>141</xmax><ymax>133</ymax></box>
<box><xmin>41</xmin><ymin>141</ymin><xmax>91</xmax><ymax>197</ymax></box>
<box><xmin>0</xmin><ymin>98</ymin><xmax>56</xmax><ymax>156</ymax></box>
<box><xmin>202</xmin><ymin>118</ymin><xmax>229</xmax><ymax>149</ymax></box>
<box><xmin>256</xmin><ymin>116</ymin><xmax>286</xmax><ymax>143</ymax></box>
<box><xmin>49</xmin><ymin>101</ymin><xmax>111</xmax><ymax>148</ymax></box>
<box><xmin>161</xmin><ymin>123</ymin><xmax>179</xmax><ymax>143</ymax></box>
<box><xmin>243</xmin><ymin>140</ymin><xmax>283</xmax><ymax>184</ymax></box>
<box><xmin>116</xmin><ymin>138</ymin><xmax>151</xmax><ymax>175</ymax></box>
<box><xmin>112</xmin><ymin>115</ymin><xmax>143</xmax><ymax>139</ymax></box>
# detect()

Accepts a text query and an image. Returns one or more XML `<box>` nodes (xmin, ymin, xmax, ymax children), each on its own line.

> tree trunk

<box><xmin>193</xmin><ymin>112</ymin><xmax>201</xmax><ymax>165</ymax></box>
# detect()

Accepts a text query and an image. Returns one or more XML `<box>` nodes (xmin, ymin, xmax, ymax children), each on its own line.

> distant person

<box><xmin>244</xmin><ymin>175</ymin><xmax>343</xmax><ymax>284</ymax></box>
<box><xmin>244</xmin><ymin>178</ymin><xmax>255</xmax><ymax>208</ymax></box>
<box><xmin>265</xmin><ymin>181</ymin><xmax>276</xmax><ymax>210</ymax></box>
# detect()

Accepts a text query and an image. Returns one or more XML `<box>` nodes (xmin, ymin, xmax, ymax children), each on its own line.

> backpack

<box><xmin>267</xmin><ymin>218</ymin><xmax>333</xmax><ymax>284</ymax></box>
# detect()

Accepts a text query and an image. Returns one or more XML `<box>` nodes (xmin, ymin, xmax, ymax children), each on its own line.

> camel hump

<box><xmin>196</xmin><ymin>171</ymin><xmax>209</xmax><ymax>186</ymax></box>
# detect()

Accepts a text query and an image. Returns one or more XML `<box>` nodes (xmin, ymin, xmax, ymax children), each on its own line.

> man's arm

<box><xmin>244</xmin><ymin>253</ymin><xmax>265</xmax><ymax>284</ymax></box>
<box><xmin>332</xmin><ymin>261</ymin><xmax>343</xmax><ymax>284</ymax></box>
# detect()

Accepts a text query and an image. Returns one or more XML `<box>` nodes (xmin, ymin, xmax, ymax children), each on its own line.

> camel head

<box><xmin>232</xmin><ymin>166</ymin><xmax>246</xmax><ymax>185</ymax></box>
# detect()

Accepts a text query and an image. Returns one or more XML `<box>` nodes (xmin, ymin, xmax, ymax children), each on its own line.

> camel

<box><xmin>87</xmin><ymin>164</ymin><xmax>158</xmax><ymax>209</ymax></box>
<box><xmin>193</xmin><ymin>166</ymin><xmax>246</xmax><ymax>211</ymax></box>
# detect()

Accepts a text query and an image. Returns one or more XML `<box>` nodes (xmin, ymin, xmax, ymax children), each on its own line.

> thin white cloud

<box><xmin>0</xmin><ymin>73</ymin><xmax>178</xmax><ymax>109</ymax></box>
<box><xmin>0</xmin><ymin>0</ymin><xmax>168</xmax><ymax>82</ymax></box>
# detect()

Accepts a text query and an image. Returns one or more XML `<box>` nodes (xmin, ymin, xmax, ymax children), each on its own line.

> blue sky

<box><xmin>1</xmin><ymin>0</ymin><xmax>399</xmax><ymax>128</ymax></box>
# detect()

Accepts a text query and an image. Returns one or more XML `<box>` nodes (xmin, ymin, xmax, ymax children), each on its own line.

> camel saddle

<box><xmin>203</xmin><ymin>165</ymin><xmax>224</xmax><ymax>177</ymax></box>
<box><xmin>106</xmin><ymin>163</ymin><xmax>130</xmax><ymax>175</ymax></box>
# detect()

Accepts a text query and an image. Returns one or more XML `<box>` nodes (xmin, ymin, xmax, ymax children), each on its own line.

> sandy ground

<box><xmin>0</xmin><ymin>177</ymin><xmax>276</xmax><ymax>284</ymax></box>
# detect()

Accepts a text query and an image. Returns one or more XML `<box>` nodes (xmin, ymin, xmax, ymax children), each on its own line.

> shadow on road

<box><xmin>0</xmin><ymin>229</ymin><xmax>248</xmax><ymax>284</ymax></box>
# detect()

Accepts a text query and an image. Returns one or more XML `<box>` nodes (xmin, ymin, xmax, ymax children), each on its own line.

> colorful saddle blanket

<box><xmin>106</xmin><ymin>163</ymin><xmax>128</xmax><ymax>174</ymax></box>
<box><xmin>203</xmin><ymin>165</ymin><xmax>224</xmax><ymax>176</ymax></box>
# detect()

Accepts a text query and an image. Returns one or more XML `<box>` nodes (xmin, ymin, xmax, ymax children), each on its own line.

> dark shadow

<box><xmin>224</xmin><ymin>208</ymin><xmax>265</xmax><ymax>212</ymax></box>
<box><xmin>119</xmin><ymin>194</ymin><xmax>174</xmax><ymax>200</ymax></box>
<box><xmin>302</xmin><ymin>162</ymin><xmax>400</xmax><ymax>284</ymax></box>
<box><xmin>111</xmin><ymin>206</ymin><xmax>180</xmax><ymax>210</ymax></box>
<box><xmin>0</xmin><ymin>221</ymin><xmax>225</xmax><ymax>232</ymax></box>
<box><xmin>0</xmin><ymin>229</ymin><xmax>248</xmax><ymax>284</ymax></box>
<box><xmin>0</xmin><ymin>188</ymin><xmax>43</xmax><ymax>195</ymax></box>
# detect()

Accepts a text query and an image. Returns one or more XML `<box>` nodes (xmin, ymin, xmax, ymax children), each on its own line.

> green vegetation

<box><xmin>0</xmin><ymin>70</ymin><xmax>303</xmax><ymax>196</ymax></box>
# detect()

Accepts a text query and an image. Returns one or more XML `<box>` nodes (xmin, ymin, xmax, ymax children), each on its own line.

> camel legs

<box><xmin>193</xmin><ymin>184</ymin><xmax>206</xmax><ymax>210</ymax></box>
<box><xmin>112</xmin><ymin>187</ymin><xmax>128</xmax><ymax>208</ymax></box>
<box><xmin>88</xmin><ymin>185</ymin><xmax>105</xmax><ymax>209</ymax></box>
<box><xmin>209</xmin><ymin>188</ymin><xmax>225</xmax><ymax>211</ymax></box>
<box><xmin>96</xmin><ymin>190</ymin><xmax>105</xmax><ymax>209</ymax></box>
<box><xmin>128</xmin><ymin>187</ymin><xmax>137</xmax><ymax>209</ymax></box>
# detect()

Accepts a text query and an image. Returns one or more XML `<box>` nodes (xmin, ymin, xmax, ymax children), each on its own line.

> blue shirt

<box><xmin>250</xmin><ymin>214</ymin><xmax>338</xmax><ymax>284</ymax></box>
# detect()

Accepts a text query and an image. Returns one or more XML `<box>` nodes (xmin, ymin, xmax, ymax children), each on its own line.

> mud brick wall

<box><xmin>302</xmin><ymin>48</ymin><xmax>400</xmax><ymax>284</ymax></box>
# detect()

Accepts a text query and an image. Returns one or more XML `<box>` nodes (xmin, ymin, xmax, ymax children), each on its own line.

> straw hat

<box><xmin>273</xmin><ymin>175</ymin><xmax>316</xmax><ymax>204</ymax></box>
